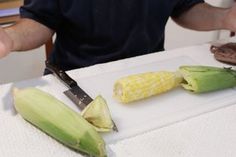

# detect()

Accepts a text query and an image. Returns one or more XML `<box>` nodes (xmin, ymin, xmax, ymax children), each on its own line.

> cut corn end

<box><xmin>81</xmin><ymin>95</ymin><xmax>116</xmax><ymax>132</ymax></box>
<box><xmin>179</xmin><ymin>65</ymin><xmax>236</xmax><ymax>93</ymax></box>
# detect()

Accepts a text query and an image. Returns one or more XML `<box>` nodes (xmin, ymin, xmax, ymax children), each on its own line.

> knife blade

<box><xmin>45</xmin><ymin>60</ymin><xmax>93</xmax><ymax>109</ymax></box>
<box><xmin>45</xmin><ymin>60</ymin><xmax>118</xmax><ymax>132</ymax></box>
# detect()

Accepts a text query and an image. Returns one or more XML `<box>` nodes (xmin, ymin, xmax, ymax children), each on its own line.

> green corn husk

<box><xmin>179</xmin><ymin>66</ymin><xmax>236</xmax><ymax>93</ymax></box>
<box><xmin>13</xmin><ymin>87</ymin><xmax>107</xmax><ymax>157</ymax></box>
<box><xmin>81</xmin><ymin>95</ymin><xmax>114</xmax><ymax>132</ymax></box>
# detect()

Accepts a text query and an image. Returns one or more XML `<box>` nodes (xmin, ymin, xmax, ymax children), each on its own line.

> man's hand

<box><xmin>0</xmin><ymin>27</ymin><xmax>13</xmax><ymax>58</ymax></box>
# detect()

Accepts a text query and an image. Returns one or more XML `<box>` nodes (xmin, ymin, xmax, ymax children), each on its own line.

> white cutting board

<box><xmin>39</xmin><ymin>55</ymin><xmax>236</xmax><ymax>144</ymax></box>
<box><xmin>1</xmin><ymin>55</ymin><xmax>236</xmax><ymax>147</ymax></box>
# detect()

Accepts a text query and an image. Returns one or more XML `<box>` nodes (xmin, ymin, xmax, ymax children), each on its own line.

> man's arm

<box><xmin>0</xmin><ymin>18</ymin><xmax>54</xmax><ymax>58</ymax></box>
<box><xmin>172</xmin><ymin>2</ymin><xmax>236</xmax><ymax>32</ymax></box>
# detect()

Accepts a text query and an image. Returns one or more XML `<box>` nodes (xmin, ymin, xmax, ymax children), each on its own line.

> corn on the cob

<box><xmin>81</xmin><ymin>95</ymin><xmax>114</xmax><ymax>132</ymax></box>
<box><xmin>13</xmin><ymin>87</ymin><xmax>106</xmax><ymax>157</ymax></box>
<box><xmin>113</xmin><ymin>71</ymin><xmax>183</xmax><ymax>103</ymax></box>
<box><xmin>179</xmin><ymin>66</ymin><xmax>236</xmax><ymax>93</ymax></box>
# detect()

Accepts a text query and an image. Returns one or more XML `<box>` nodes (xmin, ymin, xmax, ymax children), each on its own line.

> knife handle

<box><xmin>45</xmin><ymin>60</ymin><xmax>78</xmax><ymax>88</ymax></box>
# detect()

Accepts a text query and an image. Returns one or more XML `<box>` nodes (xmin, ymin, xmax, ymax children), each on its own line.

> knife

<box><xmin>45</xmin><ymin>60</ymin><xmax>118</xmax><ymax>132</ymax></box>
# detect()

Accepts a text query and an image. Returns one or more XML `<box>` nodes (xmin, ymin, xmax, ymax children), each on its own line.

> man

<box><xmin>0</xmin><ymin>0</ymin><xmax>236</xmax><ymax>72</ymax></box>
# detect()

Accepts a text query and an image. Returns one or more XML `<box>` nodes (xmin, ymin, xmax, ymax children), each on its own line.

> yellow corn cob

<box><xmin>113</xmin><ymin>71</ymin><xmax>183</xmax><ymax>103</ymax></box>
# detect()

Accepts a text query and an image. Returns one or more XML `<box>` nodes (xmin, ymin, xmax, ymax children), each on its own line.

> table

<box><xmin>1</xmin><ymin>38</ymin><xmax>236</xmax><ymax>157</ymax></box>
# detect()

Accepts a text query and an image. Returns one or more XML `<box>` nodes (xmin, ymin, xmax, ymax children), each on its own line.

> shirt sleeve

<box><xmin>20</xmin><ymin>0</ymin><xmax>62</xmax><ymax>31</ymax></box>
<box><xmin>171</xmin><ymin>0</ymin><xmax>205</xmax><ymax>18</ymax></box>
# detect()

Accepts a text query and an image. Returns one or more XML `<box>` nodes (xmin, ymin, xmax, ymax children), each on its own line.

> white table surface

<box><xmin>1</xmin><ymin>38</ymin><xmax>236</xmax><ymax>157</ymax></box>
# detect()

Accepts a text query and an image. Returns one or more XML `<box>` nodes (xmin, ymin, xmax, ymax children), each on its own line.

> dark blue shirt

<box><xmin>20</xmin><ymin>0</ymin><xmax>204</xmax><ymax>71</ymax></box>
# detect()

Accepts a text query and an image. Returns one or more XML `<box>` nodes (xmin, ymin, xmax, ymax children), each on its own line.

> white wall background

<box><xmin>0</xmin><ymin>46</ymin><xmax>45</xmax><ymax>84</ymax></box>
<box><xmin>0</xmin><ymin>0</ymin><xmax>234</xmax><ymax>84</ymax></box>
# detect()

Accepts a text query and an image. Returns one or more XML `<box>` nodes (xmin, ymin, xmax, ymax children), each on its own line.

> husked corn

<box><xmin>113</xmin><ymin>71</ymin><xmax>183</xmax><ymax>103</ymax></box>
